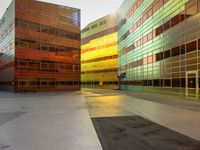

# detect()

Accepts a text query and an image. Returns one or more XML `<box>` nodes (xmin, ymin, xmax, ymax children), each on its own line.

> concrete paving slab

<box><xmin>0</xmin><ymin>91</ymin><xmax>102</xmax><ymax>150</ymax></box>
<box><xmin>0</xmin><ymin>112</ymin><xmax>25</xmax><ymax>126</ymax></box>
<box><xmin>120</xmin><ymin>95</ymin><xmax>200</xmax><ymax>141</ymax></box>
<box><xmin>83</xmin><ymin>89</ymin><xmax>200</xmax><ymax>141</ymax></box>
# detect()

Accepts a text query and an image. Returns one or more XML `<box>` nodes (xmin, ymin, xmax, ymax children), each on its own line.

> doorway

<box><xmin>186</xmin><ymin>70</ymin><xmax>199</xmax><ymax>98</ymax></box>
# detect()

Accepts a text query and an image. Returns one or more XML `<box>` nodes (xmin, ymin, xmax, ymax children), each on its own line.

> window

<box><xmin>28</xmin><ymin>41</ymin><xmax>37</xmax><ymax>50</ymax></box>
<box><xmin>20</xmin><ymin>21</ymin><xmax>28</xmax><ymax>28</ymax></box>
<box><xmin>148</xmin><ymin>55</ymin><xmax>153</xmax><ymax>63</ymax></box>
<box><xmin>143</xmin><ymin>35</ymin><xmax>148</xmax><ymax>43</ymax></box>
<box><xmin>49</xmin><ymin>81</ymin><xmax>55</xmax><ymax>86</ymax></box>
<box><xmin>118</xmin><ymin>19</ymin><xmax>126</xmax><ymax>29</ymax></box>
<box><xmin>198</xmin><ymin>0</ymin><xmax>200</xmax><ymax>12</ymax></box>
<box><xmin>180</xmin><ymin>44</ymin><xmax>186</xmax><ymax>54</ymax></box>
<box><xmin>72</xmin><ymin>10</ymin><xmax>80</xmax><ymax>26</ymax></box>
<box><xmin>0</xmin><ymin>17</ymin><xmax>5</xmax><ymax>28</ymax></box>
<box><xmin>137</xmin><ymin>40</ymin><xmax>141</xmax><ymax>47</ymax></box>
<box><xmin>164</xmin><ymin>50</ymin><xmax>170</xmax><ymax>58</ymax></box>
<box><xmin>144</xmin><ymin>80</ymin><xmax>148</xmax><ymax>86</ymax></box>
<box><xmin>59</xmin><ymin>31</ymin><xmax>65</xmax><ymax>37</ymax></box>
<box><xmin>41</xmin><ymin>44</ymin><xmax>49</xmax><ymax>51</ymax></box>
<box><xmin>171</xmin><ymin>14</ymin><xmax>180</xmax><ymax>27</ymax></box>
<box><xmin>73</xmin><ymin>65</ymin><xmax>79</xmax><ymax>72</ymax></box>
<box><xmin>186</xmin><ymin>40</ymin><xmax>197</xmax><ymax>53</ymax></box>
<box><xmin>28</xmin><ymin>61</ymin><xmax>37</xmax><ymax>70</ymax></box>
<box><xmin>143</xmin><ymin>57</ymin><xmax>148</xmax><ymax>65</ymax></box>
<box><xmin>137</xmin><ymin>19</ymin><xmax>141</xmax><ymax>28</ymax></box>
<box><xmin>186</xmin><ymin>0</ymin><xmax>198</xmax><ymax>16</ymax></box>
<box><xmin>156</xmin><ymin>26</ymin><xmax>163</xmax><ymax>36</ymax></box>
<box><xmin>179</xmin><ymin>11</ymin><xmax>186</xmax><ymax>21</ymax></box>
<box><xmin>73</xmin><ymin>50</ymin><xmax>79</xmax><ymax>58</ymax></box>
<box><xmin>18</xmin><ymin>60</ymin><xmax>28</xmax><ymax>69</ymax></box>
<box><xmin>19</xmin><ymin>41</ymin><xmax>28</xmax><ymax>48</ymax></box>
<box><xmin>153</xmin><ymin>1</ymin><xmax>160</xmax><ymax>13</ymax></box>
<box><xmin>143</xmin><ymin>13</ymin><xmax>148</xmax><ymax>22</ymax></box>
<box><xmin>4</xmin><ymin>30</ymin><xmax>8</xmax><ymax>37</ymax></box>
<box><xmin>164</xmin><ymin>79</ymin><xmax>171</xmax><ymax>86</ymax></box>
<box><xmin>91</xmin><ymin>23</ymin><xmax>98</xmax><ymax>29</ymax></box>
<box><xmin>147</xmin><ymin>7</ymin><xmax>153</xmax><ymax>18</ymax></box>
<box><xmin>41</xmin><ymin>81</ymin><xmax>48</xmax><ymax>86</ymax></box>
<box><xmin>147</xmin><ymin>32</ymin><xmax>152</xmax><ymax>41</ymax></box>
<box><xmin>147</xmin><ymin>80</ymin><xmax>152</xmax><ymax>86</ymax></box>
<box><xmin>172</xmin><ymin>46</ymin><xmax>180</xmax><ymax>57</ymax></box>
<box><xmin>136</xmin><ymin>0</ymin><xmax>142</xmax><ymax>8</ymax></box>
<box><xmin>172</xmin><ymin>79</ymin><xmax>181</xmax><ymax>87</ymax></box>
<box><xmin>163</xmin><ymin>20</ymin><xmax>170</xmax><ymax>31</ymax></box>
<box><xmin>181</xmin><ymin>78</ymin><xmax>186</xmax><ymax>87</ymax></box>
<box><xmin>29</xmin><ymin>23</ymin><xmax>40</xmax><ymax>31</ymax></box>
<box><xmin>160</xmin><ymin>79</ymin><xmax>163</xmax><ymax>86</ymax></box>
<box><xmin>73</xmin><ymin>81</ymin><xmax>79</xmax><ymax>86</ymax></box>
<box><xmin>19</xmin><ymin>81</ymin><xmax>27</xmax><ymax>87</ymax></box>
<box><xmin>49</xmin><ymin>46</ymin><xmax>55</xmax><ymax>52</ymax></box>
<box><xmin>9</xmin><ymin>23</ymin><xmax>14</xmax><ymax>32</ymax></box>
<box><xmin>82</xmin><ymin>27</ymin><xmax>90</xmax><ymax>32</ymax></box>
<box><xmin>9</xmin><ymin>42</ymin><xmax>14</xmax><ymax>50</ymax></box>
<box><xmin>156</xmin><ymin>52</ymin><xmax>163</xmax><ymax>61</ymax></box>
<box><xmin>40</xmin><ymin>26</ymin><xmax>49</xmax><ymax>34</ymax></box>
<box><xmin>153</xmin><ymin>79</ymin><xmax>159</xmax><ymax>86</ymax></box>
<box><xmin>99</xmin><ymin>20</ymin><xmax>106</xmax><ymax>26</ymax></box>
<box><xmin>41</xmin><ymin>63</ymin><xmax>48</xmax><ymax>70</ymax></box>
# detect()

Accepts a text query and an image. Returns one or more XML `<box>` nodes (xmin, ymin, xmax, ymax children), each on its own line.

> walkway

<box><xmin>83</xmin><ymin>89</ymin><xmax>200</xmax><ymax>141</ymax></box>
<box><xmin>0</xmin><ymin>89</ymin><xmax>200</xmax><ymax>150</ymax></box>
<box><xmin>0</xmin><ymin>91</ymin><xmax>102</xmax><ymax>150</ymax></box>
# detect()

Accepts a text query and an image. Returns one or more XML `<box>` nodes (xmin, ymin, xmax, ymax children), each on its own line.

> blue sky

<box><xmin>0</xmin><ymin>0</ymin><xmax>123</xmax><ymax>29</ymax></box>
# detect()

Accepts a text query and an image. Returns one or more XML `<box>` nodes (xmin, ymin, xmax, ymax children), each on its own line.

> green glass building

<box><xmin>0</xmin><ymin>0</ymin><xmax>15</xmax><ymax>91</ymax></box>
<box><xmin>118</xmin><ymin>0</ymin><xmax>200</xmax><ymax>98</ymax></box>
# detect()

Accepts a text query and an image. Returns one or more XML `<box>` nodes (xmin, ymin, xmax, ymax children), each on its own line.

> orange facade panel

<box><xmin>16</xmin><ymin>28</ymin><xmax>80</xmax><ymax>49</ymax></box>
<box><xmin>16</xmin><ymin>48</ymin><xmax>80</xmax><ymax>64</ymax></box>
<box><xmin>15</xmin><ymin>71</ymin><xmax>80</xmax><ymax>79</ymax></box>
<box><xmin>15</xmin><ymin>0</ymin><xmax>80</xmax><ymax>33</ymax></box>
<box><xmin>13</xmin><ymin>0</ymin><xmax>81</xmax><ymax>92</ymax></box>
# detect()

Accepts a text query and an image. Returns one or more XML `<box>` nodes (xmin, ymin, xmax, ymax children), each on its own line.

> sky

<box><xmin>0</xmin><ymin>0</ymin><xmax>124</xmax><ymax>29</ymax></box>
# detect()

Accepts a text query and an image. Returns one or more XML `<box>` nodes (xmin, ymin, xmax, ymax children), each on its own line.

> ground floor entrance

<box><xmin>186</xmin><ymin>70</ymin><xmax>199</xmax><ymax>98</ymax></box>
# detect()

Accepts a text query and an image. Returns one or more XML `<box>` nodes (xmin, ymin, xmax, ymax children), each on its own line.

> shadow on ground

<box><xmin>92</xmin><ymin>116</ymin><xmax>200</xmax><ymax>150</ymax></box>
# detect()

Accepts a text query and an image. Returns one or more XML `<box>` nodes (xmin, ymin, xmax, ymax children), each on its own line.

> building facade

<box><xmin>0</xmin><ymin>0</ymin><xmax>15</xmax><ymax>91</ymax></box>
<box><xmin>0</xmin><ymin>0</ymin><xmax>81</xmax><ymax>92</ymax></box>
<box><xmin>81</xmin><ymin>14</ymin><xmax>118</xmax><ymax>89</ymax></box>
<box><xmin>118</xmin><ymin>0</ymin><xmax>200</xmax><ymax>98</ymax></box>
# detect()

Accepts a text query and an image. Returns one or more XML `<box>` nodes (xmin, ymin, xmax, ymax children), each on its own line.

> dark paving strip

<box><xmin>92</xmin><ymin>116</ymin><xmax>200</xmax><ymax>150</ymax></box>
<box><xmin>0</xmin><ymin>112</ymin><xmax>26</xmax><ymax>126</ymax></box>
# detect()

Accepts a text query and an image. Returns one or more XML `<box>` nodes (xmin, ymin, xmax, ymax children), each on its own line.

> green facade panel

<box><xmin>118</xmin><ymin>0</ymin><xmax>200</xmax><ymax>98</ymax></box>
<box><xmin>0</xmin><ymin>0</ymin><xmax>15</xmax><ymax>90</ymax></box>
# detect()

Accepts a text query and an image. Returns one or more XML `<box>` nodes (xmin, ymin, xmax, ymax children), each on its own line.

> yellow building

<box><xmin>81</xmin><ymin>14</ymin><xmax>118</xmax><ymax>89</ymax></box>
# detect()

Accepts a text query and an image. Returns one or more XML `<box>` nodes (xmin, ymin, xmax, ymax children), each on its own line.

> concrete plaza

<box><xmin>0</xmin><ymin>89</ymin><xmax>200</xmax><ymax>150</ymax></box>
<box><xmin>0</xmin><ymin>91</ymin><xmax>102</xmax><ymax>150</ymax></box>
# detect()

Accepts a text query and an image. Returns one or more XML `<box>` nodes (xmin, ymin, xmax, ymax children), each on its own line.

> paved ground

<box><xmin>92</xmin><ymin>116</ymin><xmax>200</xmax><ymax>150</ymax></box>
<box><xmin>82</xmin><ymin>89</ymin><xmax>200</xmax><ymax>141</ymax></box>
<box><xmin>121</xmin><ymin>91</ymin><xmax>200</xmax><ymax>113</ymax></box>
<box><xmin>1</xmin><ymin>89</ymin><xmax>200</xmax><ymax>150</ymax></box>
<box><xmin>83</xmin><ymin>88</ymin><xmax>200</xmax><ymax>113</ymax></box>
<box><xmin>0</xmin><ymin>91</ymin><xmax>102</xmax><ymax>150</ymax></box>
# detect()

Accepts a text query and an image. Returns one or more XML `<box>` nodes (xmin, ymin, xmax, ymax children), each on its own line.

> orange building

<box><xmin>0</xmin><ymin>0</ymin><xmax>81</xmax><ymax>92</ymax></box>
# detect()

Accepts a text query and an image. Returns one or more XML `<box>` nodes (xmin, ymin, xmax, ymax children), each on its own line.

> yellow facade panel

<box><xmin>81</xmin><ymin>15</ymin><xmax>118</xmax><ymax>89</ymax></box>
